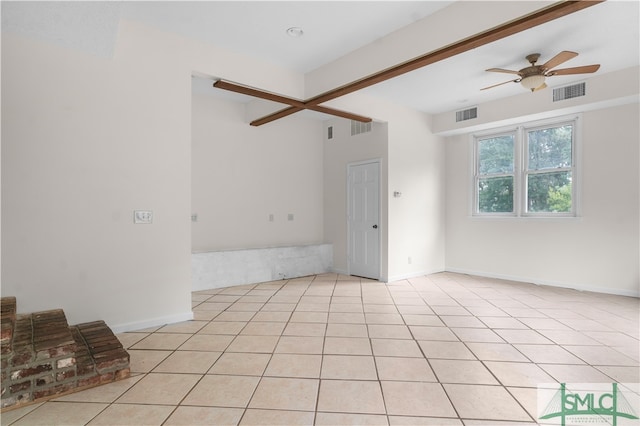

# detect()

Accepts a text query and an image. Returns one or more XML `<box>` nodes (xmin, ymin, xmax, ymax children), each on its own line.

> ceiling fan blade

<box><xmin>486</xmin><ymin>68</ymin><xmax>520</xmax><ymax>75</ymax></box>
<box><xmin>533</xmin><ymin>82</ymin><xmax>547</xmax><ymax>92</ymax></box>
<box><xmin>480</xmin><ymin>79</ymin><xmax>519</xmax><ymax>91</ymax></box>
<box><xmin>548</xmin><ymin>64</ymin><xmax>601</xmax><ymax>76</ymax></box>
<box><xmin>541</xmin><ymin>50</ymin><xmax>578</xmax><ymax>70</ymax></box>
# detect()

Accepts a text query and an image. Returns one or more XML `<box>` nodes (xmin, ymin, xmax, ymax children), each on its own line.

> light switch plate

<box><xmin>134</xmin><ymin>210</ymin><xmax>153</xmax><ymax>224</ymax></box>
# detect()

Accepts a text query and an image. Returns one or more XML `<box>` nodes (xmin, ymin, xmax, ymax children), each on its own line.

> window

<box><xmin>473</xmin><ymin>116</ymin><xmax>578</xmax><ymax>217</ymax></box>
<box><xmin>476</xmin><ymin>133</ymin><xmax>515</xmax><ymax>214</ymax></box>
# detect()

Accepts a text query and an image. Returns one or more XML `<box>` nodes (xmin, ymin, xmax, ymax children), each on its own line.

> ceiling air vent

<box><xmin>351</xmin><ymin>120</ymin><xmax>372</xmax><ymax>136</ymax></box>
<box><xmin>456</xmin><ymin>107</ymin><xmax>477</xmax><ymax>122</ymax></box>
<box><xmin>553</xmin><ymin>82</ymin><xmax>586</xmax><ymax>102</ymax></box>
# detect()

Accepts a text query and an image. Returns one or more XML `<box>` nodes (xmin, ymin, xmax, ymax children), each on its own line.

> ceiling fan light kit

<box><xmin>214</xmin><ymin>1</ymin><xmax>604</xmax><ymax>125</ymax></box>
<box><xmin>483</xmin><ymin>50</ymin><xmax>601</xmax><ymax>93</ymax></box>
<box><xmin>521</xmin><ymin>74</ymin><xmax>546</xmax><ymax>91</ymax></box>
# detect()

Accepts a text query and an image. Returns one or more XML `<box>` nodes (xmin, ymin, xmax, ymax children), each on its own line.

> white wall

<box><xmin>322</xmin><ymin>119</ymin><xmax>389</xmax><ymax>279</ymax></box>
<box><xmin>444</xmin><ymin>102</ymin><xmax>639</xmax><ymax>296</ymax></box>
<box><xmin>321</xmin><ymin>95</ymin><xmax>446</xmax><ymax>283</ymax></box>
<box><xmin>1</xmin><ymin>8</ymin><xmax>307</xmax><ymax>332</ymax></box>
<box><xmin>191</xmin><ymin>92</ymin><xmax>324</xmax><ymax>252</ymax></box>
<box><xmin>2</xmin><ymin>29</ymin><xmax>192</xmax><ymax>331</ymax></box>
<box><xmin>387</xmin><ymin>109</ymin><xmax>446</xmax><ymax>282</ymax></box>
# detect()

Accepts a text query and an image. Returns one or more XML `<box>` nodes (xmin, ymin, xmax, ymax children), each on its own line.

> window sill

<box><xmin>470</xmin><ymin>214</ymin><xmax>582</xmax><ymax>222</ymax></box>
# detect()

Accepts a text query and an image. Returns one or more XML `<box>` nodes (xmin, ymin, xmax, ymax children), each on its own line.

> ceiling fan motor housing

<box><xmin>520</xmin><ymin>65</ymin><xmax>544</xmax><ymax>78</ymax></box>
<box><xmin>525</xmin><ymin>53</ymin><xmax>541</xmax><ymax>65</ymax></box>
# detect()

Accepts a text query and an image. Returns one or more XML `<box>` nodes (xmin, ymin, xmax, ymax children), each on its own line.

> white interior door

<box><xmin>348</xmin><ymin>161</ymin><xmax>380</xmax><ymax>280</ymax></box>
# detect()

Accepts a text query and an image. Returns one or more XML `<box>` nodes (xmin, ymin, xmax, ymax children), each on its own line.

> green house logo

<box><xmin>539</xmin><ymin>383</ymin><xmax>639</xmax><ymax>426</ymax></box>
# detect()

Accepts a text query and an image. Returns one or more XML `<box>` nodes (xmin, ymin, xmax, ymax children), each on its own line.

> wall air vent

<box><xmin>351</xmin><ymin>120</ymin><xmax>372</xmax><ymax>136</ymax></box>
<box><xmin>456</xmin><ymin>107</ymin><xmax>477</xmax><ymax>122</ymax></box>
<box><xmin>327</xmin><ymin>126</ymin><xmax>333</xmax><ymax>140</ymax></box>
<box><xmin>553</xmin><ymin>82</ymin><xmax>586</xmax><ymax>102</ymax></box>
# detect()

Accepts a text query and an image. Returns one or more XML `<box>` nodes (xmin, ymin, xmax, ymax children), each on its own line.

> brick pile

<box><xmin>0</xmin><ymin>297</ymin><xmax>130</xmax><ymax>411</ymax></box>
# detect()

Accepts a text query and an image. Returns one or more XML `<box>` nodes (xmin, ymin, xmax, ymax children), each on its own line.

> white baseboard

<box><xmin>110</xmin><ymin>311</ymin><xmax>194</xmax><ymax>334</ymax></box>
<box><xmin>446</xmin><ymin>267</ymin><xmax>640</xmax><ymax>298</ymax></box>
<box><xmin>331</xmin><ymin>267</ymin><xmax>349</xmax><ymax>276</ymax></box>
<box><xmin>386</xmin><ymin>268</ymin><xmax>446</xmax><ymax>283</ymax></box>
<box><xmin>331</xmin><ymin>268</ymin><xmax>447</xmax><ymax>283</ymax></box>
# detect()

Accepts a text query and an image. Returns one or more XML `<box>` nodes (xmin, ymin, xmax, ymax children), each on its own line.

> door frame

<box><xmin>346</xmin><ymin>158</ymin><xmax>382</xmax><ymax>280</ymax></box>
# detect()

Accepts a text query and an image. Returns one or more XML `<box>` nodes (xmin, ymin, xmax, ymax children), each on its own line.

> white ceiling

<box><xmin>4</xmin><ymin>1</ymin><xmax>638</xmax><ymax>116</ymax></box>
<box><xmin>169</xmin><ymin>0</ymin><xmax>639</xmax><ymax>115</ymax></box>
<box><xmin>122</xmin><ymin>1</ymin><xmax>454</xmax><ymax>74</ymax></box>
<box><xmin>363</xmin><ymin>0</ymin><xmax>640</xmax><ymax>114</ymax></box>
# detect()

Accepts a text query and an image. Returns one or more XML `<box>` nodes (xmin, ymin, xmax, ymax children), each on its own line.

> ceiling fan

<box><xmin>481</xmin><ymin>51</ymin><xmax>600</xmax><ymax>92</ymax></box>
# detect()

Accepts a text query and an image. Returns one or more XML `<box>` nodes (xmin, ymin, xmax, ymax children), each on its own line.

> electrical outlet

<box><xmin>191</xmin><ymin>213</ymin><xmax>198</xmax><ymax>222</ymax></box>
<box><xmin>408</xmin><ymin>256</ymin><xmax>412</xmax><ymax>264</ymax></box>
<box><xmin>288</xmin><ymin>213</ymin><xmax>294</xmax><ymax>221</ymax></box>
<box><xmin>134</xmin><ymin>210</ymin><xmax>153</xmax><ymax>224</ymax></box>
<box><xmin>269</xmin><ymin>214</ymin><xmax>274</xmax><ymax>222</ymax></box>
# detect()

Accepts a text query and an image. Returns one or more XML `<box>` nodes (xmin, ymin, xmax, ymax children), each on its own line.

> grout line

<box><xmin>16</xmin><ymin>273</ymin><xmax>638</xmax><ymax>425</ymax></box>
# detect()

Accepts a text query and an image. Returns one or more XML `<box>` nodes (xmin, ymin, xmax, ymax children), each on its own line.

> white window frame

<box><xmin>473</xmin><ymin>130</ymin><xmax>518</xmax><ymax>216</ymax></box>
<box><xmin>472</xmin><ymin>114</ymin><xmax>580</xmax><ymax>218</ymax></box>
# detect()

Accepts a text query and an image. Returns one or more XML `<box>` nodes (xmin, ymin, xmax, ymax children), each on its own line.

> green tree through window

<box><xmin>477</xmin><ymin>135</ymin><xmax>515</xmax><ymax>213</ymax></box>
<box><xmin>474</xmin><ymin>118</ymin><xmax>576</xmax><ymax>216</ymax></box>
<box><xmin>526</xmin><ymin>125</ymin><xmax>573</xmax><ymax>213</ymax></box>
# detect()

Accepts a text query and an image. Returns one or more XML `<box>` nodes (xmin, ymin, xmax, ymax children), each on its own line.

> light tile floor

<box><xmin>2</xmin><ymin>272</ymin><xmax>639</xmax><ymax>425</ymax></box>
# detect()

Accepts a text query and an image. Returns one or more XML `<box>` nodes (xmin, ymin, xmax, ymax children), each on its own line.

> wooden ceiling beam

<box><xmin>250</xmin><ymin>0</ymin><xmax>604</xmax><ymax>126</ymax></box>
<box><xmin>213</xmin><ymin>80</ymin><xmax>372</xmax><ymax>126</ymax></box>
<box><xmin>304</xmin><ymin>0</ymin><xmax>604</xmax><ymax>107</ymax></box>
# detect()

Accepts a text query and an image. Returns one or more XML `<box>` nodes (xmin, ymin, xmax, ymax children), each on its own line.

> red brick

<box><xmin>1</xmin><ymin>322</ymin><xmax>13</xmax><ymax>343</ymax></box>
<box><xmin>96</xmin><ymin>357</ymin><xmax>129</xmax><ymax>373</ymax></box>
<box><xmin>35</xmin><ymin>344</ymin><xmax>76</xmax><ymax>360</ymax></box>
<box><xmin>0</xmin><ymin>299</ymin><xmax>15</xmax><ymax>313</ymax></box>
<box><xmin>77</xmin><ymin>375</ymin><xmax>101</xmax><ymax>388</ymax></box>
<box><xmin>98</xmin><ymin>372</ymin><xmax>115</xmax><ymax>384</ymax></box>
<box><xmin>56</xmin><ymin>357</ymin><xmax>75</xmax><ymax>369</ymax></box>
<box><xmin>11</xmin><ymin>350</ymin><xmax>34</xmax><ymax>366</ymax></box>
<box><xmin>56</xmin><ymin>369</ymin><xmax>76</xmax><ymax>382</ymax></box>
<box><xmin>75</xmin><ymin>355</ymin><xmax>96</xmax><ymax>376</ymax></box>
<box><xmin>88</xmin><ymin>339</ymin><xmax>121</xmax><ymax>352</ymax></box>
<box><xmin>93</xmin><ymin>348</ymin><xmax>128</xmax><ymax>362</ymax></box>
<box><xmin>81</xmin><ymin>323</ymin><xmax>111</xmax><ymax>332</ymax></box>
<box><xmin>115</xmin><ymin>368</ymin><xmax>131</xmax><ymax>380</ymax></box>
<box><xmin>9</xmin><ymin>381</ymin><xmax>30</xmax><ymax>394</ymax></box>
<box><xmin>33</xmin><ymin>383</ymin><xmax>74</xmax><ymax>399</ymax></box>
<box><xmin>35</xmin><ymin>374</ymin><xmax>54</xmax><ymax>387</ymax></box>
<box><xmin>0</xmin><ymin>304</ymin><xmax>130</xmax><ymax>411</ymax></box>
<box><xmin>11</xmin><ymin>362</ymin><xmax>53</xmax><ymax>380</ymax></box>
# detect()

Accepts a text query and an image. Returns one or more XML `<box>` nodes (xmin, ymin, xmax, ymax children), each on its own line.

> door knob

<box><xmin>373</xmin><ymin>224</ymin><xmax>378</xmax><ymax>229</ymax></box>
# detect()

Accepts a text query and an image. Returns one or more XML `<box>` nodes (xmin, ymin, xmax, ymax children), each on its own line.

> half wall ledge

<box><xmin>191</xmin><ymin>243</ymin><xmax>333</xmax><ymax>291</ymax></box>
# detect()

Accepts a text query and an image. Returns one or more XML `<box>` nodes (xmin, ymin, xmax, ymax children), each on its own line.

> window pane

<box><xmin>478</xmin><ymin>136</ymin><xmax>514</xmax><ymax>174</ymax></box>
<box><xmin>527</xmin><ymin>172</ymin><xmax>572</xmax><ymax>213</ymax></box>
<box><xmin>478</xmin><ymin>176</ymin><xmax>513</xmax><ymax>213</ymax></box>
<box><xmin>528</xmin><ymin>125</ymin><xmax>572</xmax><ymax>170</ymax></box>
